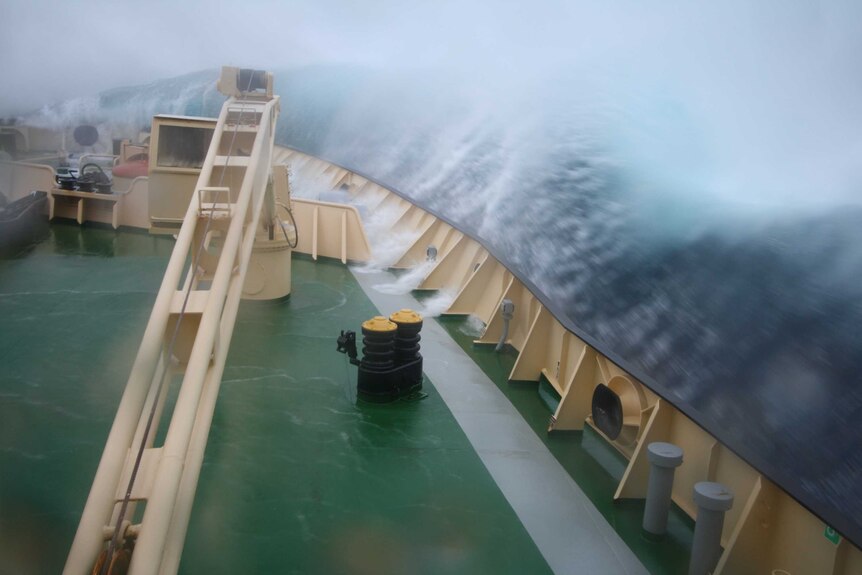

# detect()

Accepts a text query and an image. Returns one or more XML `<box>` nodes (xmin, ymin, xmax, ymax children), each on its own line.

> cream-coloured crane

<box><xmin>65</xmin><ymin>67</ymin><xmax>290</xmax><ymax>575</ymax></box>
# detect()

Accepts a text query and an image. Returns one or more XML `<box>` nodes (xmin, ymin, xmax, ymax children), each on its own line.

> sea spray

<box><xmin>458</xmin><ymin>314</ymin><xmax>486</xmax><ymax>338</ymax></box>
<box><xmin>371</xmin><ymin>260</ymin><xmax>436</xmax><ymax>295</ymax></box>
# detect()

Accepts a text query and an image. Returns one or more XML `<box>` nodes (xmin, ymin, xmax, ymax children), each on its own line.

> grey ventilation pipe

<box><xmin>689</xmin><ymin>482</ymin><xmax>734</xmax><ymax>575</ymax></box>
<box><xmin>496</xmin><ymin>299</ymin><xmax>515</xmax><ymax>352</ymax></box>
<box><xmin>643</xmin><ymin>442</ymin><xmax>684</xmax><ymax>537</ymax></box>
<box><xmin>426</xmin><ymin>245</ymin><xmax>437</xmax><ymax>261</ymax></box>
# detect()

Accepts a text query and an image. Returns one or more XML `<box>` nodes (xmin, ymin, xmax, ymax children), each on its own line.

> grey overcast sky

<box><xmin>1</xmin><ymin>0</ymin><xmax>604</xmax><ymax>113</ymax></box>
<box><xmin>0</xmin><ymin>0</ymin><xmax>379</xmax><ymax>112</ymax></box>
<box><xmin>2</xmin><ymin>0</ymin><xmax>861</xmax><ymax>125</ymax></box>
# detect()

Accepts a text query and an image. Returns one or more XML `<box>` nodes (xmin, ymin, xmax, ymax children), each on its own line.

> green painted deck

<box><xmin>0</xmin><ymin>223</ymin><xmax>552</xmax><ymax>574</ymax></box>
<box><xmin>432</xmin><ymin>315</ymin><xmax>695</xmax><ymax>575</ymax></box>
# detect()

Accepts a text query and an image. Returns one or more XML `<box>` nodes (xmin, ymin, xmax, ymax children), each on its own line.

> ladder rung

<box><xmin>223</xmin><ymin>124</ymin><xmax>258</xmax><ymax>133</ymax></box>
<box><xmin>197</xmin><ymin>187</ymin><xmax>234</xmax><ymax>218</ymax></box>
<box><xmin>197</xmin><ymin>203</ymin><xmax>234</xmax><ymax>219</ymax></box>
<box><xmin>197</xmin><ymin>186</ymin><xmax>231</xmax><ymax>202</ymax></box>
<box><xmin>227</xmin><ymin>102</ymin><xmax>266</xmax><ymax>111</ymax></box>
<box><xmin>170</xmin><ymin>290</ymin><xmax>208</xmax><ymax>315</ymax></box>
<box><xmin>115</xmin><ymin>447</ymin><xmax>163</xmax><ymax>501</ymax></box>
<box><xmin>214</xmin><ymin>156</ymin><xmax>250</xmax><ymax>167</ymax></box>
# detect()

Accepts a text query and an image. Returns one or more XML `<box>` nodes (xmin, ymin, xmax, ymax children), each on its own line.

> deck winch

<box><xmin>337</xmin><ymin>309</ymin><xmax>424</xmax><ymax>402</ymax></box>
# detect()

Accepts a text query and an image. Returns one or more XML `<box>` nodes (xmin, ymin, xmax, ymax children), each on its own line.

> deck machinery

<box><xmin>64</xmin><ymin>67</ymin><xmax>291</xmax><ymax>575</ymax></box>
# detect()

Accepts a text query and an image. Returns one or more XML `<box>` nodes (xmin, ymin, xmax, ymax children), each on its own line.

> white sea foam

<box><xmin>417</xmin><ymin>290</ymin><xmax>456</xmax><ymax>318</ymax></box>
<box><xmin>458</xmin><ymin>314</ymin><xmax>486</xmax><ymax>337</ymax></box>
<box><xmin>371</xmin><ymin>260</ymin><xmax>435</xmax><ymax>295</ymax></box>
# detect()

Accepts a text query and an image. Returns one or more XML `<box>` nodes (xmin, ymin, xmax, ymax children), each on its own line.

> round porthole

<box><xmin>73</xmin><ymin>125</ymin><xmax>99</xmax><ymax>147</ymax></box>
<box><xmin>591</xmin><ymin>383</ymin><xmax>623</xmax><ymax>440</ymax></box>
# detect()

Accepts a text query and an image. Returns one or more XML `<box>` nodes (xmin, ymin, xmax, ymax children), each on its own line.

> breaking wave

<box><xmin>13</xmin><ymin>47</ymin><xmax>862</xmax><ymax>542</ymax></box>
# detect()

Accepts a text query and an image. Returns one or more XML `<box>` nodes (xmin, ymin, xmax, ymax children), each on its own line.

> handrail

<box><xmin>0</xmin><ymin>160</ymin><xmax>55</xmax><ymax>203</ymax></box>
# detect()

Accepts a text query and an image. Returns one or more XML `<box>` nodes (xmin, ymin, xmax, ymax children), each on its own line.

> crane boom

<box><xmin>65</xmin><ymin>67</ymin><xmax>283</xmax><ymax>575</ymax></box>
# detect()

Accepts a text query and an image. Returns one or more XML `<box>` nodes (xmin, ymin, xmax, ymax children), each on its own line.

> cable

<box><xmin>275</xmin><ymin>200</ymin><xmax>298</xmax><ymax>248</ymax></box>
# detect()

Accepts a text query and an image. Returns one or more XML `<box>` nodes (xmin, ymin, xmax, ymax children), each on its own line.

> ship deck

<box><xmin>0</xmin><ymin>222</ymin><xmax>691</xmax><ymax>574</ymax></box>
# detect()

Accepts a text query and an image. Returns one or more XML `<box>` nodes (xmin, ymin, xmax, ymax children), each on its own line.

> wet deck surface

<box><xmin>352</xmin><ymin>269</ymin><xmax>648</xmax><ymax>575</ymax></box>
<box><xmin>0</xmin><ymin>223</ymin><xmax>552</xmax><ymax>574</ymax></box>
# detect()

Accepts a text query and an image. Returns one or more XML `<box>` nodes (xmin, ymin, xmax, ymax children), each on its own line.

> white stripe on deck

<box><xmin>351</xmin><ymin>268</ymin><xmax>648</xmax><ymax>575</ymax></box>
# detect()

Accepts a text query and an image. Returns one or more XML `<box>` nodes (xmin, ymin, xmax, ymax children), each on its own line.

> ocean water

<box><xmin>15</xmin><ymin>55</ymin><xmax>862</xmax><ymax>547</ymax></box>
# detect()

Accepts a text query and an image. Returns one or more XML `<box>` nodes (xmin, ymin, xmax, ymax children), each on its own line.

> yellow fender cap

<box><xmin>362</xmin><ymin>316</ymin><xmax>397</xmax><ymax>332</ymax></box>
<box><xmin>389</xmin><ymin>309</ymin><xmax>423</xmax><ymax>324</ymax></box>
